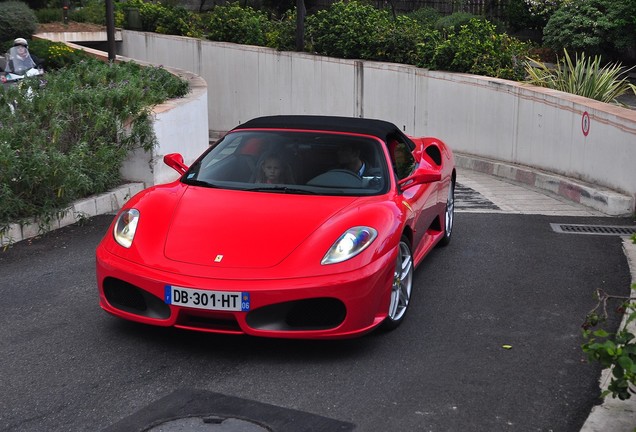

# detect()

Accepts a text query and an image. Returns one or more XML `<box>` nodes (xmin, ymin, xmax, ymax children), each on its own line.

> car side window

<box><xmin>393</xmin><ymin>142</ymin><xmax>416</xmax><ymax>180</ymax></box>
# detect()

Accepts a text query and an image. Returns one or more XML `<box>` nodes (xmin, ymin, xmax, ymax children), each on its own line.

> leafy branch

<box><xmin>582</xmin><ymin>284</ymin><xmax>636</xmax><ymax>400</ymax></box>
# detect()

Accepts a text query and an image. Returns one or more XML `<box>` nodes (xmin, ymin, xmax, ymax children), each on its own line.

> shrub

<box><xmin>543</xmin><ymin>0</ymin><xmax>636</xmax><ymax>63</ymax></box>
<box><xmin>305</xmin><ymin>0</ymin><xmax>387</xmax><ymax>60</ymax></box>
<box><xmin>434</xmin><ymin>11</ymin><xmax>477</xmax><ymax>34</ymax></box>
<box><xmin>524</xmin><ymin>49</ymin><xmax>636</xmax><ymax>105</ymax></box>
<box><xmin>116</xmin><ymin>0</ymin><xmax>203</xmax><ymax>38</ymax></box>
<box><xmin>404</xmin><ymin>6</ymin><xmax>441</xmax><ymax>29</ymax></box>
<box><xmin>372</xmin><ymin>15</ymin><xmax>436</xmax><ymax>66</ymax></box>
<box><xmin>70</xmin><ymin>1</ymin><xmax>110</xmax><ymax>25</ymax></box>
<box><xmin>0</xmin><ymin>1</ymin><xmax>38</xmax><ymax>43</ymax></box>
<box><xmin>205</xmin><ymin>2</ymin><xmax>271</xmax><ymax>46</ymax></box>
<box><xmin>154</xmin><ymin>6</ymin><xmax>203</xmax><ymax>38</ymax></box>
<box><xmin>432</xmin><ymin>18</ymin><xmax>530</xmax><ymax>80</ymax></box>
<box><xmin>266</xmin><ymin>8</ymin><xmax>297</xmax><ymax>51</ymax></box>
<box><xmin>0</xmin><ymin>59</ymin><xmax>189</xmax><ymax>225</ymax></box>
<box><xmin>35</xmin><ymin>7</ymin><xmax>65</xmax><ymax>24</ymax></box>
<box><xmin>503</xmin><ymin>0</ymin><xmax>547</xmax><ymax>33</ymax></box>
<box><xmin>28</xmin><ymin>39</ymin><xmax>92</xmax><ymax>70</ymax></box>
<box><xmin>305</xmin><ymin>1</ymin><xmax>440</xmax><ymax>66</ymax></box>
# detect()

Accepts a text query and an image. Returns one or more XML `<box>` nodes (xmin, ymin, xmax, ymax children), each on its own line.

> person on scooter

<box><xmin>4</xmin><ymin>38</ymin><xmax>42</xmax><ymax>75</ymax></box>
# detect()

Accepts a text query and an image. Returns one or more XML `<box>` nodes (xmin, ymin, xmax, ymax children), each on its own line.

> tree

<box><xmin>543</xmin><ymin>0</ymin><xmax>636</xmax><ymax>63</ymax></box>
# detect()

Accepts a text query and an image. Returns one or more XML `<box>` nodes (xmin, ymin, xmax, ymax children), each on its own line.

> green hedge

<box><xmin>0</xmin><ymin>55</ymin><xmax>188</xmax><ymax>226</ymax></box>
<box><xmin>79</xmin><ymin>0</ymin><xmax>528</xmax><ymax>77</ymax></box>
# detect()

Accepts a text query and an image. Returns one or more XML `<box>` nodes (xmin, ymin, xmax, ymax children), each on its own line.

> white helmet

<box><xmin>14</xmin><ymin>38</ymin><xmax>28</xmax><ymax>47</ymax></box>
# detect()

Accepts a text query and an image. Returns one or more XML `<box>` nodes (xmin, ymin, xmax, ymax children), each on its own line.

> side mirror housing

<box><xmin>412</xmin><ymin>144</ymin><xmax>424</xmax><ymax>163</ymax></box>
<box><xmin>398</xmin><ymin>167</ymin><xmax>441</xmax><ymax>191</ymax></box>
<box><xmin>164</xmin><ymin>153</ymin><xmax>188</xmax><ymax>175</ymax></box>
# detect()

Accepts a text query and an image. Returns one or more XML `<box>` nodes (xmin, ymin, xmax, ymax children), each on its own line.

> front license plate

<box><xmin>165</xmin><ymin>285</ymin><xmax>250</xmax><ymax>311</ymax></box>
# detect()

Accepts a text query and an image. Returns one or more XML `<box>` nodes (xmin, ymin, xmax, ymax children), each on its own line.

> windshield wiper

<box><xmin>183</xmin><ymin>179</ymin><xmax>217</xmax><ymax>188</ymax></box>
<box><xmin>245</xmin><ymin>186</ymin><xmax>315</xmax><ymax>195</ymax></box>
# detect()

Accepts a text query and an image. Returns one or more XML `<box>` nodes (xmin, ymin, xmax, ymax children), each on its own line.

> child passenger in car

<box><xmin>254</xmin><ymin>152</ymin><xmax>295</xmax><ymax>184</ymax></box>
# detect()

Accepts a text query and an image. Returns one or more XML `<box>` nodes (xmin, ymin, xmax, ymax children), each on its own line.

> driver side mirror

<box><xmin>397</xmin><ymin>167</ymin><xmax>441</xmax><ymax>191</ymax></box>
<box><xmin>164</xmin><ymin>153</ymin><xmax>188</xmax><ymax>175</ymax></box>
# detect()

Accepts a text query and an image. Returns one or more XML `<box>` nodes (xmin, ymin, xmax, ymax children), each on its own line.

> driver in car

<box><xmin>337</xmin><ymin>142</ymin><xmax>370</xmax><ymax>177</ymax></box>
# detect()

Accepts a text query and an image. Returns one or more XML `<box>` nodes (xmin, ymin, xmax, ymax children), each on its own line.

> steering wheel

<box><xmin>307</xmin><ymin>169</ymin><xmax>363</xmax><ymax>188</ymax></box>
<box><xmin>327</xmin><ymin>169</ymin><xmax>362</xmax><ymax>180</ymax></box>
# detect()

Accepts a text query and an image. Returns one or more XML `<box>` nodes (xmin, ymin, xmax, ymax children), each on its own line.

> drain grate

<box><xmin>550</xmin><ymin>223</ymin><xmax>636</xmax><ymax>236</ymax></box>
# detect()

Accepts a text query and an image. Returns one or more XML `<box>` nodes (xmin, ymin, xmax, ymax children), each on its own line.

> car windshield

<box><xmin>183</xmin><ymin>130</ymin><xmax>390</xmax><ymax>196</ymax></box>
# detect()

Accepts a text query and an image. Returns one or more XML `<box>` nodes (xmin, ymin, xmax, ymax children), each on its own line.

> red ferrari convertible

<box><xmin>96</xmin><ymin>116</ymin><xmax>456</xmax><ymax>339</ymax></box>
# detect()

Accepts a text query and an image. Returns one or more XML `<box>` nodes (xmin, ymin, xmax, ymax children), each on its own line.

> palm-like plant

<box><xmin>524</xmin><ymin>49</ymin><xmax>636</xmax><ymax>106</ymax></box>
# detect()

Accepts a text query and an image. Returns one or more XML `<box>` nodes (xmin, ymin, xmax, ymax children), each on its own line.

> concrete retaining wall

<box><xmin>119</xmin><ymin>31</ymin><xmax>636</xmax><ymax>213</ymax></box>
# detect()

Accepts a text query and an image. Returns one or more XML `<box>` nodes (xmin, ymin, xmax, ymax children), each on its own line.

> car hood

<box><xmin>163</xmin><ymin>187</ymin><xmax>359</xmax><ymax>269</ymax></box>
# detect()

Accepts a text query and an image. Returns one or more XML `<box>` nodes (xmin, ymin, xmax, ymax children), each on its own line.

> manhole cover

<box><xmin>550</xmin><ymin>224</ymin><xmax>636</xmax><ymax>236</ymax></box>
<box><xmin>102</xmin><ymin>389</ymin><xmax>356</xmax><ymax>432</ymax></box>
<box><xmin>146</xmin><ymin>416</ymin><xmax>269</xmax><ymax>432</ymax></box>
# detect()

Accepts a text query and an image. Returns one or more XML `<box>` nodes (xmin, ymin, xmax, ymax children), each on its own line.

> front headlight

<box><xmin>322</xmin><ymin>226</ymin><xmax>378</xmax><ymax>265</ymax></box>
<box><xmin>113</xmin><ymin>209</ymin><xmax>140</xmax><ymax>248</ymax></box>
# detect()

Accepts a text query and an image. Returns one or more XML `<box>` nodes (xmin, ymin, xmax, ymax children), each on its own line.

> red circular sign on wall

<box><xmin>582</xmin><ymin>111</ymin><xmax>590</xmax><ymax>136</ymax></box>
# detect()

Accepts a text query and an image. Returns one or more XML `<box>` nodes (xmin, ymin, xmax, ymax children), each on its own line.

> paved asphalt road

<box><xmin>0</xmin><ymin>210</ymin><xmax>633</xmax><ymax>431</ymax></box>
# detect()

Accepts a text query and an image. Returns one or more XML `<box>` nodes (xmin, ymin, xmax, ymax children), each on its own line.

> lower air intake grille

<box><xmin>550</xmin><ymin>224</ymin><xmax>636</xmax><ymax>236</ymax></box>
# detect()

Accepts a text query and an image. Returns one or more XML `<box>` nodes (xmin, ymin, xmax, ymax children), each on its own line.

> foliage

<box><xmin>305</xmin><ymin>0</ymin><xmax>386</xmax><ymax>60</ymax></box>
<box><xmin>0</xmin><ymin>1</ymin><xmax>38</xmax><ymax>43</ymax></box>
<box><xmin>204</xmin><ymin>2</ymin><xmax>271</xmax><ymax>46</ymax></box>
<box><xmin>413</xmin><ymin>29</ymin><xmax>443</xmax><ymax>69</ymax></box>
<box><xmin>404</xmin><ymin>6</ymin><xmax>441</xmax><ymax>29</ymax></box>
<box><xmin>524</xmin><ymin>0</ymin><xmax>571</xmax><ymax>18</ymax></box>
<box><xmin>0</xmin><ymin>59</ymin><xmax>189</xmax><ymax>225</ymax></box>
<box><xmin>35</xmin><ymin>7</ymin><xmax>65</xmax><ymax>24</ymax></box>
<box><xmin>543</xmin><ymin>0</ymin><xmax>636</xmax><ymax>63</ymax></box>
<box><xmin>432</xmin><ymin>18</ymin><xmax>530</xmax><ymax>80</ymax></box>
<box><xmin>28</xmin><ymin>39</ymin><xmax>92</xmax><ymax>70</ymax></box>
<box><xmin>70</xmin><ymin>1</ymin><xmax>109</xmax><ymax>25</ymax></box>
<box><xmin>37</xmin><ymin>0</ymin><xmax>537</xmax><ymax>83</ymax></box>
<box><xmin>265</xmin><ymin>8</ymin><xmax>297</xmax><ymax>51</ymax></box>
<box><xmin>305</xmin><ymin>0</ymin><xmax>436</xmax><ymax>66</ymax></box>
<box><xmin>372</xmin><ymin>15</ymin><xmax>435</xmax><ymax>66</ymax></box>
<box><xmin>434</xmin><ymin>11</ymin><xmax>478</xmax><ymax>34</ymax></box>
<box><xmin>524</xmin><ymin>50</ymin><xmax>636</xmax><ymax>105</ymax></box>
<box><xmin>116</xmin><ymin>0</ymin><xmax>203</xmax><ymax>38</ymax></box>
<box><xmin>504</xmin><ymin>0</ymin><xmax>547</xmax><ymax>32</ymax></box>
<box><xmin>582</xmin><ymin>282</ymin><xmax>636</xmax><ymax>400</ymax></box>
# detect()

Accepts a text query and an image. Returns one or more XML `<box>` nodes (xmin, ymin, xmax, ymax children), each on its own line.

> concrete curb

<box><xmin>456</xmin><ymin>153</ymin><xmax>635</xmax><ymax>217</ymax></box>
<box><xmin>0</xmin><ymin>183</ymin><xmax>144</xmax><ymax>247</ymax></box>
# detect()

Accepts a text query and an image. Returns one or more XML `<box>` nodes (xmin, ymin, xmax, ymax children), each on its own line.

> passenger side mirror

<box><xmin>164</xmin><ymin>153</ymin><xmax>188</xmax><ymax>175</ymax></box>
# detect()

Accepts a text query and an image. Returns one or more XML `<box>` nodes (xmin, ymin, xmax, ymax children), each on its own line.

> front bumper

<box><xmin>96</xmin><ymin>246</ymin><xmax>396</xmax><ymax>339</ymax></box>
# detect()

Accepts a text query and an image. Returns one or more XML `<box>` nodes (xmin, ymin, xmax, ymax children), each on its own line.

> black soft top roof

<box><xmin>233</xmin><ymin>115</ymin><xmax>414</xmax><ymax>146</ymax></box>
